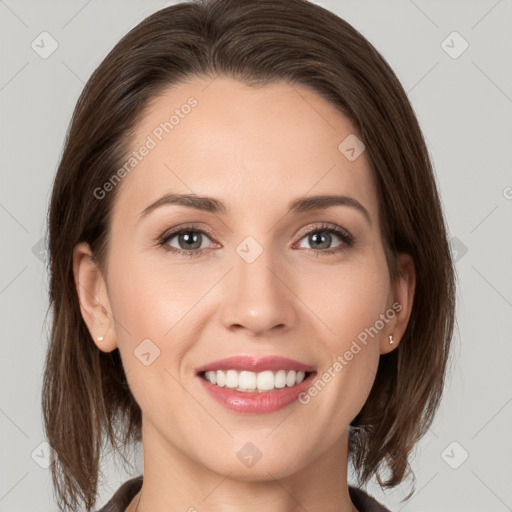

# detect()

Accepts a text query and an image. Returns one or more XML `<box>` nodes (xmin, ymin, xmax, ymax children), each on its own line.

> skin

<box><xmin>74</xmin><ymin>76</ymin><xmax>415</xmax><ymax>512</ymax></box>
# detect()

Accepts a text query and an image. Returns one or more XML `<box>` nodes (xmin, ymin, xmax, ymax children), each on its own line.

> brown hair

<box><xmin>42</xmin><ymin>0</ymin><xmax>456</xmax><ymax>509</ymax></box>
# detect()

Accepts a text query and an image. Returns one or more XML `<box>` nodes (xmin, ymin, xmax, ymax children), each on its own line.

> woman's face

<box><xmin>76</xmin><ymin>75</ymin><xmax>413</xmax><ymax>481</ymax></box>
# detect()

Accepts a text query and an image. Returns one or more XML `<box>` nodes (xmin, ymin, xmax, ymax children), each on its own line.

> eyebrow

<box><xmin>140</xmin><ymin>193</ymin><xmax>371</xmax><ymax>225</ymax></box>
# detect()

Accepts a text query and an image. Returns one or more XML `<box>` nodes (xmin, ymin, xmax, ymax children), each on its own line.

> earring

<box><xmin>97</xmin><ymin>320</ymin><xmax>111</xmax><ymax>342</ymax></box>
<box><xmin>389</xmin><ymin>335</ymin><xmax>395</xmax><ymax>345</ymax></box>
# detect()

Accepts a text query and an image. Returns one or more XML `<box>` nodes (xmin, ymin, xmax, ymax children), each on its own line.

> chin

<box><xmin>199</xmin><ymin>447</ymin><xmax>309</xmax><ymax>482</ymax></box>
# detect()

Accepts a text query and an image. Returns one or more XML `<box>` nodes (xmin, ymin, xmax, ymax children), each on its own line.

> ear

<box><xmin>73</xmin><ymin>242</ymin><xmax>117</xmax><ymax>353</ymax></box>
<box><xmin>380</xmin><ymin>252</ymin><xmax>416</xmax><ymax>355</ymax></box>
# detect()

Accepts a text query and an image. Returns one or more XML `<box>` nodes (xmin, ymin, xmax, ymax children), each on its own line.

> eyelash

<box><xmin>157</xmin><ymin>222</ymin><xmax>356</xmax><ymax>258</ymax></box>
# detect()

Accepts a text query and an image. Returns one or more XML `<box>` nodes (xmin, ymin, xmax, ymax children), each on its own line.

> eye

<box><xmin>295</xmin><ymin>223</ymin><xmax>355</xmax><ymax>255</ymax></box>
<box><xmin>158</xmin><ymin>226</ymin><xmax>217</xmax><ymax>258</ymax></box>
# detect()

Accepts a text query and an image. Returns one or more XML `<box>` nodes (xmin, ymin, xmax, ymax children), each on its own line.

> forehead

<box><xmin>112</xmin><ymin>75</ymin><xmax>378</xmax><ymax>225</ymax></box>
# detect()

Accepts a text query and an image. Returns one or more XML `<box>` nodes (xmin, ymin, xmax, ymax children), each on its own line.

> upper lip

<box><xmin>195</xmin><ymin>355</ymin><xmax>315</xmax><ymax>374</ymax></box>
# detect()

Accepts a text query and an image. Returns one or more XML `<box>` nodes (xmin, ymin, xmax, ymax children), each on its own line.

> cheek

<box><xmin>105</xmin><ymin>251</ymin><xmax>194</xmax><ymax>415</ymax></box>
<box><xmin>305</xmin><ymin>253</ymin><xmax>389</xmax><ymax>408</ymax></box>
<box><xmin>288</xmin><ymin>268</ymin><xmax>389</xmax><ymax>467</ymax></box>
<box><xmin>304</xmin><ymin>252</ymin><xmax>390</xmax><ymax>346</ymax></box>
<box><xmin>105</xmin><ymin>247</ymin><xmax>212</xmax><ymax>408</ymax></box>
<box><xmin>106</xmin><ymin>246</ymin><xmax>207</xmax><ymax>343</ymax></box>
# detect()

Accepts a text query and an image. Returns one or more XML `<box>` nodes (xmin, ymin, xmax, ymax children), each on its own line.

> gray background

<box><xmin>1</xmin><ymin>0</ymin><xmax>511</xmax><ymax>510</ymax></box>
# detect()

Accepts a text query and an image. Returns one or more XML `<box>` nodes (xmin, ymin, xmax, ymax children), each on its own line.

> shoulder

<box><xmin>348</xmin><ymin>485</ymin><xmax>392</xmax><ymax>512</ymax></box>
<box><xmin>96</xmin><ymin>475</ymin><xmax>143</xmax><ymax>512</ymax></box>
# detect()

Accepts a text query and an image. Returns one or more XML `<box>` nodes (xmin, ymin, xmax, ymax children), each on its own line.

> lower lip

<box><xmin>197</xmin><ymin>372</ymin><xmax>316</xmax><ymax>414</ymax></box>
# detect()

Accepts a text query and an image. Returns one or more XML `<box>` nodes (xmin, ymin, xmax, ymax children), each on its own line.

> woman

<box><xmin>41</xmin><ymin>0</ymin><xmax>456</xmax><ymax>511</ymax></box>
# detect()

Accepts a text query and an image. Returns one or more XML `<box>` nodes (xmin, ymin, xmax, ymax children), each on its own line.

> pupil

<box><xmin>311</xmin><ymin>232</ymin><xmax>330</xmax><ymax>249</ymax></box>
<box><xmin>181</xmin><ymin>231</ymin><xmax>201</xmax><ymax>250</ymax></box>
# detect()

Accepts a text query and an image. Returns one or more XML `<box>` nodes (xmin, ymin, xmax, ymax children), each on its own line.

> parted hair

<box><xmin>42</xmin><ymin>0</ymin><xmax>456</xmax><ymax>509</ymax></box>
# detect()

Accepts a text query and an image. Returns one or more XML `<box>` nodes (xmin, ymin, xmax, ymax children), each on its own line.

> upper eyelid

<box><xmin>295</xmin><ymin>222</ymin><xmax>350</xmax><ymax>238</ymax></box>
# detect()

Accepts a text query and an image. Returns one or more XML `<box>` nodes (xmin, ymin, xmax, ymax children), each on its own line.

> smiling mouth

<box><xmin>198</xmin><ymin>369</ymin><xmax>315</xmax><ymax>393</ymax></box>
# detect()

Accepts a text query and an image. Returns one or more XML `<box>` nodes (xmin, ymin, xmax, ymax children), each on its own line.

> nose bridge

<box><xmin>234</xmin><ymin>235</ymin><xmax>280</xmax><ymax>296</ymax></box>
<box><xmin>220</xmin><ymin>233</ymin><xmax>296</xmax><ymax>334</ymax></box>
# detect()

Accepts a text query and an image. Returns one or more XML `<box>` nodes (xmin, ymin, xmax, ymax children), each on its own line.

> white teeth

<box><xmin>205</xmin><ymin>370</ymin><xmax>217</xmax><ymax>385</ymax></box>
<box><xmin>274</xmin><ymin>369</ymin><xmax>287</xmax><ymax>388</ymax></box>
<box><xmin>215</xmin><ymin>370</ymin><xmax>225</xmax><ymax>387</ymax></box>
<box><xmin>203</xmin><ymin>369</ymin><xmax>308</xmax><ymax>392</ymax></box>
<box><xmin>225</xmin><ymin>369</ymin><xmax>238</xmax><ymax>388</ymax></box>
<box><xmin>257</xmin><ymin>370</ymin><xmax>275</xmax><ymax>391</ymax></box>
<box><xmin>239</xmin><ymin>370</ymin><xmax>256</xmax><ymax>390</ymax></box>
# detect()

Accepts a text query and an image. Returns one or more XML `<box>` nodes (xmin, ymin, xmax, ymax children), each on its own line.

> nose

<box><xmin>219</xmin><ymin>243</ymin><xmax>297</xmax><ymax>337</ymax></box>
